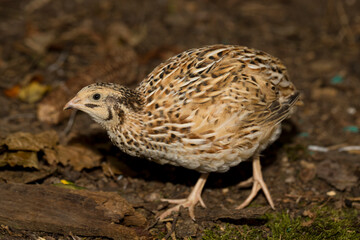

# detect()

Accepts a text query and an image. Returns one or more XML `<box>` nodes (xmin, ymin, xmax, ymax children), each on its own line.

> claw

<box><xmin>158</xmin><ymin>173</ymin><xmax>209</xmax><ymax>221</ymax></box>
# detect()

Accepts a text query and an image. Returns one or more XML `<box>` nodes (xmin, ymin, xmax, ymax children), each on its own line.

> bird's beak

<box><xmin>63</xmin><ymin>96</ymin><xmax>81</xmax><ymax>110</ymax></box>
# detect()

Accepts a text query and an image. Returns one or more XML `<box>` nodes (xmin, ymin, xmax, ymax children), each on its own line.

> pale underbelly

<box><xmin>110</xmin><ymin>125</ymin><xmax>282</xmax><ymax>173</ymax></box>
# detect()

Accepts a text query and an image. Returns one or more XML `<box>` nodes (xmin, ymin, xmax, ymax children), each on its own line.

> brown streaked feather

<box><xmin>130</xmin><ymin>45</ymin><xmax>298</xmax><ymax>172</ymax></box>
<box><xmin>261</xmin><ymin>91</ymin><xmax>300</xmax><ymax>125</ymax></box>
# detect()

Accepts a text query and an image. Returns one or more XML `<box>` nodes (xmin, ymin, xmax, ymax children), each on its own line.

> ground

<box><xmin>0</xmin><ymin>0</ymin><xmax>359</xmax><ymax>239</ymax></box>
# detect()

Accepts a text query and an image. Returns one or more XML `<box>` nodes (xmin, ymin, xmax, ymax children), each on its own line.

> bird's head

<box><xmin>64</xmin><ymin>83</ymin><xmax>144</xmax><ymax>128</ymax></box>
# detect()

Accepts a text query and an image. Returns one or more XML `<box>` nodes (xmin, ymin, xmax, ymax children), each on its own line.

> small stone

<box><xmin>222</xmin><ymin>188</ymin><xmax>229</xmax><ymax>194</ymax></box>
<box><xmin>347</xmin><ymin>107</ymin><xmax>356</xmax><ymax>115</ymax></box>
<box><xmin>145</xmin><ymin>192</ymin><xmax>161</xmax><ymax>202</ymax></box>
<box><xmin>285</xmin><ymin>176</ymin><xmax>296</xmax><ymax>183</ymax></box>
<box><xmin>326</xmin><ymin>190</ymin><xmax>336</xmax><ymax>196</ymax></box>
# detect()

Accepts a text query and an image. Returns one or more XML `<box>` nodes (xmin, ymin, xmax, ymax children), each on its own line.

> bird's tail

<box><xmin>264</xmin><ymin>91</ymin><xmax>300</xmax><ymax>125</ymax></box>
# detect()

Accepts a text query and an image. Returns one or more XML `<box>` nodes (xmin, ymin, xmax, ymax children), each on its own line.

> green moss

<box><xmin>201</xmin><ymin>207</ymin><xmax>359</xmax><ymax>240</ymax></box>
<box><xmin>202</xmin><ymin>224</ymin><xmax>264</xmax><ymax>240</ymax></box>
<box><xmin>267</xmin><ymin>207</ymin><xmax>359</xmax><ymax>240</ymax></box>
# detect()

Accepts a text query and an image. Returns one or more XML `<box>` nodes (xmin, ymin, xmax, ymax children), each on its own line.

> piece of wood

<box><xmin>0</xmin><ymin>183</ymin><xmax>147</xmax><ymax>239</ymax></box>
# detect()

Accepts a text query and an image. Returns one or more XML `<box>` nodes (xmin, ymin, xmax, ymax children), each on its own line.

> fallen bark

<box><xmin>0</xmin><ymin>183</ymin><xmax>147</xmax><ymax>239</ymax></box>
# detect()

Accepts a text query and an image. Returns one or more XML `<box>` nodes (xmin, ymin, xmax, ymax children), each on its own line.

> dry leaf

<box><xmin>2</xmin><ymin>131</ymin><xmax>58</xmax><ymax>151</ymax></box>
<box><xmin>35</xmin><ymin>131</ymin><xmax>59</xmax><ymax>148</ymax></box>
<box><xmin>301</xmin><ymin>209</ymin><xmax>315</xmax><ymax>227</ymax></box>
<box><xmin>42</xmin><ymin>148</ymin><xmax>58</xmax><ymax>165</ymax></box>
<box><xmin>302</xmin><ymin>209</ymin><xmax>315</xmax><ymax>218</ymax></box>
<box><xmin>102</xmin><ymin>156</ymin><xmax>137</xmax><ymax>177</ymax></box>
<box><xmin>0</xmin><ymin>166</ymin><xmax>56</xmax><ymax>183</ymax></box>
<box><xmin>24</xmin><ymin>31</ymin><xmax>55</xmax><ymax>54</ymax></box>
<box><xmin>4</xmin><ymin>85</ymin><xmax>20</xmax><ymax>98</ymax></box>
<box><xmin>301</xmin><ymin>219</ymin><xmax>314</xmax><ymax>227</ymax></box>
<box><xmin>0</xmin><ymin>131</ymin><xmax>103</xmax><ymax>173</ymax></box>
<box><xmin>36</xmin><ymin>84</ymin><xmax>71</xmax><ymax>124</ymax></box>
<box><xmin>0</xmin><ymin>131</ymin><xmax>58</xmax><ymax>170</ymax></box>
<box><xmin>55</xmin><ymin>145</ymin><xmax>102</xmax><ymax>171</ymax></box>
<box><xmin>101</xmin><ymin>162</ymin><xmax>116</xmax><ymax>177</ymax></box>
<box><xmin>18</xmin><ymin>81</ymin><xmax>50</xmax><ymax>103</ymax></box>
<box><xmin>3</xmin><ymin>132</ymin><xmax>41</xmax><ymax>151</ymax></box>
<box><xmin>0</xmin><ymin>151</ymin><xmax>39</xmax><ymax>169</ymax></box>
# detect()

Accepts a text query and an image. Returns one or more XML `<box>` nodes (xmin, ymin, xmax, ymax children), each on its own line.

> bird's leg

<box><xmin>159</xmin><ymin>173</ymin><xmax>209</xmax><ymax>221</ymax></box>
<box><xmin>236</xmin><ymin>155</ymin><xmax>275</xmax><ymax>209</ymax></box>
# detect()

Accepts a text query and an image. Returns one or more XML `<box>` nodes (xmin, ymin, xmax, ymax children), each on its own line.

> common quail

<box><xmin>64</xmin><ymin>45</ymin><xmax>299</xmax><ymax>220</ymax></box>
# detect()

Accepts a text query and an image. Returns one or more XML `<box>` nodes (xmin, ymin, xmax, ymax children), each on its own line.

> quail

<box><xmin>64</xmin><ymin>45</ymin><xmax>299</xmax><ymax>220</ymax></box>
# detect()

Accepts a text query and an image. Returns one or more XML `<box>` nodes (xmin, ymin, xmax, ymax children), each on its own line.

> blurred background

<box><xmin>0</xmin><ymin>0</ymin><xmax>359</xmax><ymax>239</ymax></box>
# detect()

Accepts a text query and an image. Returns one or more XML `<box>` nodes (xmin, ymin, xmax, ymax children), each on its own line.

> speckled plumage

<box><xmin>64</xmin><ymin>45</ymin><xmax>299</xmax><ymax>220</ymax></box>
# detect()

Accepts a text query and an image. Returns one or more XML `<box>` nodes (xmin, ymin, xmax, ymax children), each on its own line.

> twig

<box><xmin>335</xmin><ymin>0</ymin><xmax>355</xmax><ymax>44</ymax></box>
<box><xmin>48</xmin><ymin>52</ymin><xmax>68</xmax><ymax>73</ymax></box>
<box><xmin>308</xmin><ymin>145</ymin><xmax>329</xmax><ymax>153</ymax></box>
<box><xmin>308</xmin><ymin>144</ymin><xmax>360</xmax><ymax>154</ymax></box>
<box><xmin>338</xmin><ymin>146</ymin><xmax>360</xmax><ymax>152</ymax></box>
<box><xmin>163</xmin><ymin>212</ymin><xmax>179</xmax><ymax>240</ymax></box>
<box><xmin>145</xmin><ymin>218</ymin><xmax>159</xmax><ymax>231</ymax></box>
<box><xmin>62</xmin><ymin>109</ymin><xmax>78</xmax><ymax>137</ymax></box>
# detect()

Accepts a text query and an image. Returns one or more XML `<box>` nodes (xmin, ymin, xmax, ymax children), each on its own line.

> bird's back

<box><xmin>135</xmin><ymin>45</ymin><xmax>298</xmax><ymax>172</ymax></box>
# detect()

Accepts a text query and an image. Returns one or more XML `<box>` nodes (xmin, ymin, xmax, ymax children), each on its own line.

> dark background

<box><xmin>0</xmin><ymin>0</ymin><xmax>359</xmax><ymax>239</ymax></box>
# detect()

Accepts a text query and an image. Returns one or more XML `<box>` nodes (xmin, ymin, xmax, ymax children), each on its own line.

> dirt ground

<box><xmin>0</xmin><ymin>0</ymin><xmax>359</xmax><ymax>239</ymax></box>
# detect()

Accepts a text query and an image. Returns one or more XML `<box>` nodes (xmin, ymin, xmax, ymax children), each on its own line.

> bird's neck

<box><xmin>103</xmin><ymin>88</ymin><xmax>147</xmax><ymax>157</ymax></box>
<box><xmin>105</xmin><ymin>110</ymin><xmax>146</xmax><ymax>157</ymax></box>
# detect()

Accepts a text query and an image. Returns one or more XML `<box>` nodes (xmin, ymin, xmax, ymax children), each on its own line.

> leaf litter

<box><xmin>0</xmin><ymin>130</ymin><xmax>102</xmax><ymax>183</ymax></box>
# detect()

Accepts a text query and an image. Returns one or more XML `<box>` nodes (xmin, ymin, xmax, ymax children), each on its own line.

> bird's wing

<box><xmin>139</xmin><ymin>45</ymin><xmax>298</xmax><ymax>152</ymax></box>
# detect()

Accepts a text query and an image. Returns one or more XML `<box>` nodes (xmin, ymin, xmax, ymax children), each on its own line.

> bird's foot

<box><xmin>236</xmin><ymin>156</ymin><xmax>275</xmax><ymax>210</ymax></box>
<box><xmin>236</xmin><ymin>176</ymin><xmax>253</xmax><ymax>188</ymax></box>
<box><xmin>159</xmin><ymin>194</ymin><xmax>206</xmax><ymax>221</ymax></box>
<box><xmin>158</xmin><ymin>173</ymin><xmax>209</xmax><ymax>221</ymax></box>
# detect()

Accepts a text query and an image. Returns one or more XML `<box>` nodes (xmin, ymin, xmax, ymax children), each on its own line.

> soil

<box><xmin>0</xmin><ymin>0</ymin><xmax>359</xmax><ymax>239</ymax></box>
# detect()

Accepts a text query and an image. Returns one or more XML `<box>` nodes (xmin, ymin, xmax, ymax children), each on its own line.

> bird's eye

<box><xmin>92</xmin><ymin>93</ymin><xmax>101</xmax><ymax>100</ymax></box>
